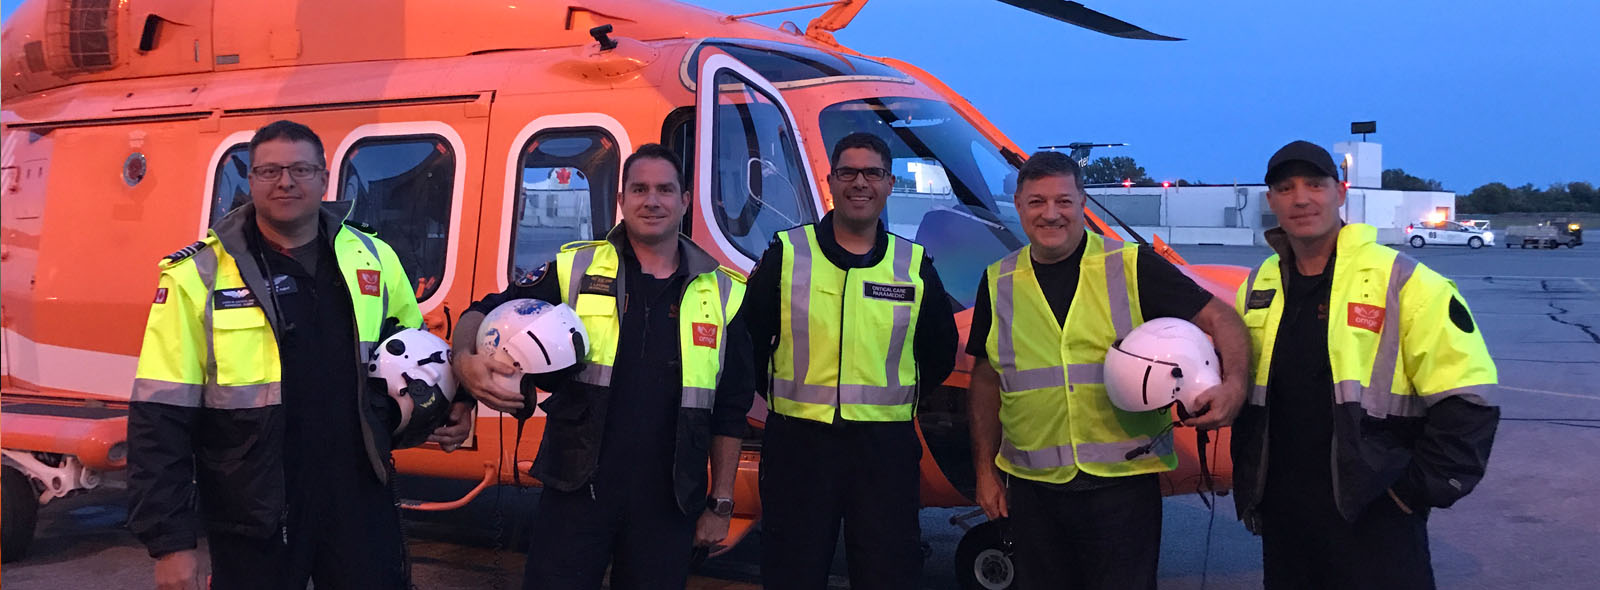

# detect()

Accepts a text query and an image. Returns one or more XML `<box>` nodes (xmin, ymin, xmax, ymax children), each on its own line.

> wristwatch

<box><xmin>706</xmin><ymin>496</ymin><xmax>734</xmax><ymax>517</ymax></box>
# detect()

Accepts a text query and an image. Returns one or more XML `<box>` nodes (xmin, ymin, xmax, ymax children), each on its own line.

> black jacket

<box><xmin>744</xmin><ymin>212</ymin><xmax>959</xmax><ymax>416</ymax></box>
<box><xmin>467</xmin><ymin>226</ymin><xmax>755</xmax><ymax>513</ymax></box>
<box><xmin>127</xmin><ymin>202</ymin><xmax>414</xmax><ymax>557</ymax></box>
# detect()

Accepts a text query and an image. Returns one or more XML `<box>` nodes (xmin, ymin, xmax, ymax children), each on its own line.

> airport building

<box><xmin>1083</xmin><ymin>141</ymin><xmax>1457</xmax><ymax>246</ymax></box>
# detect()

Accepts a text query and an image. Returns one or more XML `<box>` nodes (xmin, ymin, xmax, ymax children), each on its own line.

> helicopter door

<box><xmin>693</xmin><ymin>51</ymin><xmax>824</xmax><ymax>271</ymax></box>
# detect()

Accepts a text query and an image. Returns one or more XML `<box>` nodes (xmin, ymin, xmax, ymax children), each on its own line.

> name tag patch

<box><xmin>1347</xmin><ymin>302</ymin><xmax>1386</xmax><ymax>333</ymax></box>
<box><xmin>271</xmin><ymin>275</ymin><xmax>298</xmax><ymax>296</ymax></box>
<box><xmin>581</xmin><ymin>275</ymin><xmax>617</xmax><ymax>296</ymax></box>
<box><xmin>213</xmin><ymin>287</ymin><xmax>260</xmax><ymax>310</ymax></box>
<box><xmin>692</xmin><ymin>322</ymin><xmax>719</xmax><ymax>348</ymax></box>
<box><xmin>153</xmin><ymin>288</ymin><xmax>168</xmax><ymax>304</ymax></box>
<box><xmin>356</xmin><ymin>269</ymin><xmax>381</xmax><ymax>296</ymax></box>
<box><xmin>863</xmin><ymin>281</ymin><xmax>916</xmax><ymax>303</ymax></box>
<box><xmin>1247</xmin><ymin>289</ymin><xmax>1276</xmax><ymax>310</ymax></box>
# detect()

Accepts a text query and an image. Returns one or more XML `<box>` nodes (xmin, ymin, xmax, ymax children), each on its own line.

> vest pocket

<box><xmin>212</xmin><ymin>308</ymin><xmax>271</xmax><ymax>384</ymax></box>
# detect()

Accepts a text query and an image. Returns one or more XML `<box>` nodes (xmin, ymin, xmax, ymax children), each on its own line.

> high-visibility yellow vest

<box><xmin>770</xmin><ymin>225</ymin><xmax>925</xmax><ymax>423</ymax></box>
<box><xmin>131</xmin><ymin>225</ymin><xmax>422</xmax><ymax>408</ymax></box>
<box><xmin>1235</xmin><ymin>223</ymin><xmax>1498</xmax><ymax>418</ymax></box>
<box><xmin>983</xmin><ymin>232</ymin><xmax>1175</xmax><ymax>484</ymax></box>
<box><xmin>555</xmin><ymin>240</ymin><xmax>745</xmax><ymax>410</ymax></box>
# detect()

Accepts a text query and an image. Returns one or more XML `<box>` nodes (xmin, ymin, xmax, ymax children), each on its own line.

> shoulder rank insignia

<box><xmin>343</xmin><ymin>220</ymin><xmax>378</xmax><ymax>236</ymax></box>
<box><xmin>164</xmin><ymin>240</ymin><xmax>207</xmax><ymax>263</ymax></box>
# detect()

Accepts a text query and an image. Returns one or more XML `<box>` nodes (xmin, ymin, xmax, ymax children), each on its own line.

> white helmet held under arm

<box><xmin>1103</xmin><ymin>317</ymin><xmax>1221</xmax><ymax>417</ymax></box>
<box><xmin>477</xmin><ymin>299</ymin><xmax>589</xmax><ymax>374</ymax></box>
<box><xmin>367</xmin><ymin>328</ymin><xmax>458</xmax><ymax>447</ymax></box>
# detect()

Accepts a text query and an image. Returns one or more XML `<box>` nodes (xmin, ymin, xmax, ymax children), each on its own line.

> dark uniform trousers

<box><xmin>523</xmin><ymin>484</ymin><xmax>699</xmax><ymax>590</ymax></box>
<box><xmin>759</xmin><ymin>413</ymin><xmax>923</xmax><ymax>590</ymax></box>
<box><xmin>1006</xmin><ymin>474</ymin><xmax>1161</xmax><ymax>590</ymax></box>
<box><xmin>1260</xmin><ymin>495</ymin><xmax>1435</xmax><ymax>590</ymax></box>
<box><xmin>207</xmin><ymin>492</ymin><xmax>406</xmax><ymax>590</ymax></box>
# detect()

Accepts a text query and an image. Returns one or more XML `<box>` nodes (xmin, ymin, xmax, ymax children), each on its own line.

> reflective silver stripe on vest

<box><xmin>884</xmin><ymin>236</ymin><xmax>915</xmax><ymax>394</ymax></box>
<box><xmin>1335</xmin><ymin>255</ymin><xmax>1423</xmax><ymax>418</ymax></box>
<box><xmin>997</xmin><ymin>364</ymin><xmax>1106</xmax><ymax>392</ymax></box>
<box><xmin>771</xmin><ymin>378</ymin><xmax>834</xmax><ymax>405</ymax></box>
<box><xmin>682</xmin><ymin>387</ymin><xmax>715</xmax><ymax>410</ymax></box>
<box><xmin>1103</xmin><ymin>238</ymin><xmax>1133</xmax><ymax>338</ymax></box>
<box><xmin>131</xmin><ymin>379</ymin><xmax>203</xmax><ymax>407</ymax></box>
<box><xmin>574</xmin><ymin>363</ymin><xmax>613</xmax><ymax>387</ymax></box>
<box><xmin>347</xmin><ymin>229</ymin><xmax>389</xmax><ymax>315</ymax></box>
<box><xmin>1249</xmin><ymin>384</ymin><xmax>1268</xmax><ymax>406</ymax></box>
<box><xmin>994</xmin><ymin>251</ymin><xmax>1022</xmax><ymax>377</ymax></box>
<box><xmin>784</xmin><ymin>227</ymin><xmax>814</xmax><ymax>398</ymax></box>
<box><xmin>892</xmin><ymin>235</ymin><xmax>914</xmax><ymax>282</ymax></box>
<box><xmin>566</xmin><ymin>246</ymin><xmax>597</xmax><ymax>305</ymax></box>
<box><xmin>203</xmin><ymin>382</ymin><xmax>282</xmax><ymax>410</ymax></box>
<box><xmin>1425</xmin><ymin>384</ymin><xmax>1496</xmax><ymax>407</ymax></box>
<box><xmin>194</xmin><ymin>248</ymin><xmax>222</xmax><ymax>389</ymax></box>
<box><xmin>714</xmin><ymin>272</ymin><xmax>732</xmax><ymax>391</ymax></box>
<box><xmin>840</xmin><ymin>383</ymin><xmax>917</xmax><ymax>407</ymax></box>
<box><xmin>1244</xmin><ymin>264</ymin><xmax>1267</xmax><ymax>407</ymax></box>
<box><xmin>1000</xmin><ymin>431</ymin><xmax>1172</xmax><ymax>469</ymax></box>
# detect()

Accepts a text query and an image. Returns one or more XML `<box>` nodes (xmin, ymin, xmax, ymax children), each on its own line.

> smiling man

<box><xmin>127</xmin><ymin>120</ymin><xmax>471</xmax><ymax>590</ymax></box>
<box><xmin>964</xmin><ymin>150</ymin><xmax>1249</xmax><ymax>590</ymax></box>
<box><xmin>743</xmin><ymin>132</ymin><xmax>958</xmax><ymax>590</ymax></box>
<box><xmin>451</xmin><ymin>144</ymin><xmax>754</xmax><ymax>590</ymax></box>
<box><xmin>1231</xmin><ymin>141</ymin><xmax>1500</xmax><ymax>589</ymax></box>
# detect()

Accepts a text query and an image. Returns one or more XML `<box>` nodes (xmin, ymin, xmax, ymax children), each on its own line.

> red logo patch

<box><xmin>692</xmin><ymin>322</ymin><xmax>719</xmax><ymax>348</ymax></box>
<box><xmin>153</xmin><ymin>288</ymin><xmax>168</xmax><ymax>304</ymax></box>
<box><xmin>357</xmin><ymin>269</ymin><xmax>381</xmax><ymax>296</ymax></box>
<box><xmin>1348</xmin><ymin>302</ymin><xmax>1385</xmax><ymax>333</ymax></box>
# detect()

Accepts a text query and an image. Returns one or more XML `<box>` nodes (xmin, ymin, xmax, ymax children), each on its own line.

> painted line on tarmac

<box><xmin>1500</xmin><ymin>385</ymin><xmax>1600</xmax><ymax>401</ymax></box>
<box><xmin>1457</xmin><ymin>274</ymin><xmax>1600</xmax><ymax>281</ymax></box>
<box><xmin>1577</xmin><ymin>278</ymin><xmax>1598</xmax><ymax>293</ymax></box>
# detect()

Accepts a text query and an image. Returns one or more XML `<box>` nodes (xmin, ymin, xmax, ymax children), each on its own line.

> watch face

<box><xmin>709</xmin><ymin>498</ymin><xmax>734</xmax><ymax>516</ymax></box>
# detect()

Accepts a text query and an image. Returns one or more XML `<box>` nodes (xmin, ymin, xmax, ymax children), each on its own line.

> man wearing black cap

<box><xmin>1230</xmin><ymin>140</ymin><xmax>1500</xmax><ymax>588</ymax></box>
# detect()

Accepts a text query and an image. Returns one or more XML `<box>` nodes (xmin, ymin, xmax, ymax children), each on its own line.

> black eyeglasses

<box><xmin>250</xmin><ymin>163</ymin><xmax>325</xmax><ymax>181</ymax></box>
<box><xmin>833</xmin><ymin>166</ymin><xmax>889</xmax><ymax>182</ymax></box>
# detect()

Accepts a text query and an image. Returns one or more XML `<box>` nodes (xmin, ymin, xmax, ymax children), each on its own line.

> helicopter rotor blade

<box><xmin>997</xmin><ymin>0</ymin><xmax>1184</xmax><ymax>41</ymax></box>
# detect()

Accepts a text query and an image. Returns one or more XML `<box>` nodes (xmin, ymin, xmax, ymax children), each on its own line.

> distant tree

<box><xmin>1381</xmin><ymin>168</ymin><xmax>1445</xmax><ymax>191</ymax></box>
<box><xmin>1084</xmin><ymin>156</ymin><xmax>1152</xmax><ymax>185</ymax></box>
<box><xmin>1458</xmin><ymin>181</ymin><xmax>1600</xmax><ymax>214</ymax></box>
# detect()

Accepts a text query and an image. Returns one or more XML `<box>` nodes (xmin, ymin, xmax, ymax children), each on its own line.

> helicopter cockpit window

<box><xmin>510</xmin><ymin>128</ymin><xmax>619</xmax><ymax>285</ymax></box>
<box><xmin>687</xmin><ymin>39</ymin><xmax>908</xmax><ymax>89</ymax></box>
<box><xmin>209</xmin><ymin>143</ymin><xmax>250</xmax><ymax>227</ymax></box>
<box><xmin>337</xmin><ymin>135</ymin><xmax>455</xmax><ymax>302</ymax></box>
<box><xmin>819</xmin><ymin>98</ymin><xmax>1026</xmax><ymax>307</ymax></box>
<box><xmin>710</xmin><ymin>70</ymin><xmax>818</xmax><ymax>259</ymax></box>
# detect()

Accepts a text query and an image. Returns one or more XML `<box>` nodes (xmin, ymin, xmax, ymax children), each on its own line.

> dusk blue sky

<box><xmin>4</xmin><ymin>0</ymin><xmax>1594</xmax><ymax>192</ymax></box>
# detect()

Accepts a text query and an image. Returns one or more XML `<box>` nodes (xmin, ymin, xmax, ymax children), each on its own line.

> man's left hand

<box><xmin>1181</xmin><ymin>378</ymin><xmax>1246</xmax><ymax>430</ymax></box>
<box><xmin>427</xmin><ymin>400</ymin><xmax>475</xmax><ymax>451</ymax></box>
<box><xmin>694</xmin><ymin>510</ymin><xmax>731</xmax><ymax>548</ymax></box>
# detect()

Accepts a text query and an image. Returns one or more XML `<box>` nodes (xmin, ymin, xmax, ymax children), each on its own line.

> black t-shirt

<box><xmin>1261</xmin><ymin>258</ymin><xmax>1339</xmax><ymax>517</ymax></box>
<box><xmin>965</xmin><ymin>239</ymin><xmax>1214</xmax><ymax>359</ymax></box>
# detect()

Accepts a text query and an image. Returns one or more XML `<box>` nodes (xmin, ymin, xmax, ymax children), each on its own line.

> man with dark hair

<box><xmin>966</xmin><ymin>150</ymin><xmax>1250</xmax><ymax>590</ymax></box>
<box><xmin>453</xmin><ymin>144</ymin><xmax>755</xmax><ymax>590</ymax></box>
<box><xmin>744</xmin><ymin>131</ymin><xmax>959</xmax><ymax>589</ymax></box>
<box><xmin>1232</xmin><ymin>140</ymin><xmax>1499</xmax><ymax>589</ymax></box>
<box><xmin>127</xmin><ymin>119</ymin><xmax>473</xmax><ymax>589</ymax></box>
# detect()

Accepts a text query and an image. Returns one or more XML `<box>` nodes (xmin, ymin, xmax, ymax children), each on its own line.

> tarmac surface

<box><xmin>4</xmin><ymin>242</ymin><xmax>1596</xmax><ymax>589</ymax></box>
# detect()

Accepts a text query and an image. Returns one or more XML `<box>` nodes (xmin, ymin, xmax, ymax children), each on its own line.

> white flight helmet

<box><xmin>1104</xmin><ymin>317</ymin><xmax>1221</xmax><ymax>418</ymax></box>
<box><xmin>478</xmin><ymin>299</ymin><xmax>589</xmax><ymax>375</ymax></box>
<box><xmin>367</xmin><ymin>328</ymin><xmax>458</xmax><ymax>447</ymax></box>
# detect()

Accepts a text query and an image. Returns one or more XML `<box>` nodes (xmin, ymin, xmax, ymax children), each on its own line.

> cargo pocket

<box><xmin>211</xmin><ymin>308</ymin><xmax>271</xmax><ymax>385</ymax></box>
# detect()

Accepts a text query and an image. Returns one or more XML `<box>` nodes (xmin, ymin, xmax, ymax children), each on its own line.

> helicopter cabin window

<box><xmin>688</xmin><ymin>40</ymin><xmax>908</xmax><ymax>88</ymax></box>
<box><xmin>509</xmin><ymin>128</ymin><xmax>619</xmax><ymax>285</ymax></box>
<box><xmin>709</xmin><ymin>70</ymin><xmax>817</xmax><ymax>259</ymax></box>
<box><xmin>210</xmin><ymin>143</ymin><xmax>250</xmax><ymax>227</ymax></box>
<box><xmin>337</xmin><ymin>135</ymin><xmax>455</xmax><ymax>302</ymax></box>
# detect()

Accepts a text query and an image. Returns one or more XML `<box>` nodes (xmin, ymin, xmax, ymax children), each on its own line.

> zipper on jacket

<box><xmin>281</xmin><ymin>504</ymin><xmax>290</xmax><ymax>546</ymax></box>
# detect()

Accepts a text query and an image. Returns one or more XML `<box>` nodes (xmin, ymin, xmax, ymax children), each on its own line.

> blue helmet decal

<box><xmin>482</xmin><ymin>327</ymin><xmax>501</xmax><ymax>348</ymax></box>
<box><xmin>513</xmin><ymin>299</ymin><xmax>550</xmax><ymax>315</ymax></box>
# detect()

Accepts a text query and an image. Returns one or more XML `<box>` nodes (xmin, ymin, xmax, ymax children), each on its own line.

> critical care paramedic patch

<box><xmin>692</xmin><ymin>322</ymin><xmax>719</xmax><ymax>348</ymax></box>
<box><xmin>863</xmin><ymin>281</ymin><xmax>916</xmax><ymax>303</ymax></box>
<box><xmin>581</xmin><ymin>274</ymin><xmax>617</xmax><ymax>296</ymax></box>
<box><xmin>153</xmin><ymin>288</ymin><xmax>169</xmax><ymax>304</ymax></box>
<box><xmin>1347</xmin><ymin>302</ymin><xmax>1386</xmax><ymax>333</ymax></box>
<box><xmin>357</xmin><ymin>269</ymin><xmax>381</xmax><ymax>296</ymax></box>
<box><xmin>213</xmin><ymin>287</ymin><xmax>260</xmax><ymax>310</ymax></box>
<box><xmin>1247</xmin><ymin>289</ymin><xmax>1276</xmax><ymax>310</ymax></box>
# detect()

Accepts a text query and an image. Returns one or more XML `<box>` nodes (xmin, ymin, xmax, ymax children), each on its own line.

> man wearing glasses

<box><xmin>126</xmin><ymin>120</ymin><xmax>473</xmax><ymax>589</ymax></box>
<box><xmin>743</xmin><ymin>132</ymin><xmax>958</xmax><ymax>589</ymax></box>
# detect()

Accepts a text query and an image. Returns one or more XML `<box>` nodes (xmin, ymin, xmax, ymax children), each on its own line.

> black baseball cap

<box><xmin>1264</xmin><ymin>140</ymin><xmax>1339</xmax><ymax>184</ymax></box>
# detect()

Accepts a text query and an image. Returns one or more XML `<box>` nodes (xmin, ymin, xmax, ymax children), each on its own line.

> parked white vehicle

<box><xmin>1407</xmin><ymin>220</ymin><xmax>1494</xmax><ymax>249</ymax></box>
